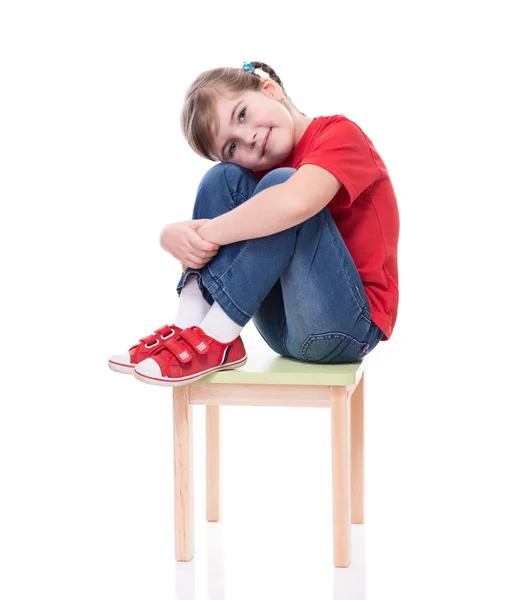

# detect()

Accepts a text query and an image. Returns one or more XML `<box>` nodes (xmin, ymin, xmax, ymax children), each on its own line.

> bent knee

<box><xmin>198</xmin><ymin>162</ymin><xmax>252</xmax><ymax>191</ymax></box>
<box><xmin>256</xmin><ymin>167</ymin><xmax>296</xmax><ymax>191</ymax></box>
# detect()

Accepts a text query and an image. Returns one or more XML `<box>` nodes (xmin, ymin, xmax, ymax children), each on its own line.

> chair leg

<box><xmin>206</xmin><ymin>405</ymin><xmax>221</xmax><ymax>522</ymax></box>
<box><xmin>350</xmin><ymin>372</ymin><xmax>365</xmax><ymax>524</ymax></box>
<box><xmin>331</xmin><ymin>385</ymin><xmax>351</xmax><ymax>568</ymax></box>
<box><xmin>173</xmin><ymin>386</ymin><xmax>194</xmax><ymax>561</ymax></box>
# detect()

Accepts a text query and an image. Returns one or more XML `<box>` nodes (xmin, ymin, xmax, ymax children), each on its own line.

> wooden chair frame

<box><xmin>172</xmin><ymin>352</ymin><xmax>368</xmax><ymax>568</ymax></box>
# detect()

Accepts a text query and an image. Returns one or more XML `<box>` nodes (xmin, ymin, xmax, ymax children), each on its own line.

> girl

<box><xmin>108</xmin><ymin>61</ymin><xmax>400</xmax><ymax>387</ymax></box>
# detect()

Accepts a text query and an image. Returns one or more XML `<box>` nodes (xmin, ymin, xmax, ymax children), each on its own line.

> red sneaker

<box><xmin>133</xmin><ymin>325</ymin><xmax>248</xmax><ymax>387</ymax></box>
<box><xmin>108</xmin><ymin>324</ymin><xmax>183</xmax><ymax>374</ymax></box>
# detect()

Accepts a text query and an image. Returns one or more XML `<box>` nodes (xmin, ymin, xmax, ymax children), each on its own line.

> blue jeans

<box><xmin>176</xmin><ymin>163</ymin><xmax>384</xmax><ymax>364</ymax></box>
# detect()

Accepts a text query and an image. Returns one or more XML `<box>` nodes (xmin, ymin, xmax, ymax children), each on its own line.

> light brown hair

<box><xmin>180</xmin><ymin>61</ymin><xmax>305</xmax><ymax>161</ymax></box>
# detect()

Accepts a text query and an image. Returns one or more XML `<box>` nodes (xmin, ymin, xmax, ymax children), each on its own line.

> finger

<box><xmin>191</xmin><ymin>247</ymin><xmax>220</xmax><ymax>261</ymax></box>
<box><xmin>191</xmin><ymin>231</ymin><xmax>219</xmax><ymax>252</ymax></box>
<box><xmin>197</xmin><ymin>252</ymin><xmax>217</xmax><ymax>267</ymax></box>
<box><xmin>186</xmin><ymin>253</ymin><xmax>207</xmax><ymax>269</ymax></box>
<box><xmin>195</xmin><ymin>248</ymin><xmax>219</xmax><ymax>259</ymax></box>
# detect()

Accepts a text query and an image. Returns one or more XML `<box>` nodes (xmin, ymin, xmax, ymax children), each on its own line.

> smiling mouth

<box><xmin>262</xmin><ymin>129</ymin><xmax>271</xmax><ymax>157</ymax></box>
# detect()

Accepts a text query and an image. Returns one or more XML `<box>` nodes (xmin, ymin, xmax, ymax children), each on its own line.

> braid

<box><xmin>248</xmin><ymin>61</ymin><xmax>286</xmax><ymax>94</ymax></box>
<box><xmin>245</xmin><ymin>61</ymin><xmax>307</xmax><ymax>117</ymax></box>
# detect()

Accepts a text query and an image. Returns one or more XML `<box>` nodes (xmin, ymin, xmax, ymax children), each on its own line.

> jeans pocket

<box><xmin>300</xmin><ymin>332</ymin><xmax>370</xmax><ymax>364</ymax></box>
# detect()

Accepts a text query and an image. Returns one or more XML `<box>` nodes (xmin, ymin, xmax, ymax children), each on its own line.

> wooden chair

<box><xmin>172</xmin><ymin>347</ymin><xmax>369</xmax><ymax>568</ymax></box>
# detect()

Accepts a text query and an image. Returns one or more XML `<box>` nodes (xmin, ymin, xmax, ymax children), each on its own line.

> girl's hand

<box><xmin>159</xmin><ymin>219</ymin><xmax>220</xmax><ymax>270</ymax></box>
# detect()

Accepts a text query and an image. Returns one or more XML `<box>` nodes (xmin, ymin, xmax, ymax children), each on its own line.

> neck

<box><xmin>288</xmin><ymin>104</ymin><xmax>313</xmax><ymax>147</ymax></box>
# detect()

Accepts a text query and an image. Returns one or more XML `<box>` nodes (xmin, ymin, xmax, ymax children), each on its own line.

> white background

<box><xmin>1</xmin><ymin>1</ymin><xmax>522</xmax><ymax>598</ymax></box>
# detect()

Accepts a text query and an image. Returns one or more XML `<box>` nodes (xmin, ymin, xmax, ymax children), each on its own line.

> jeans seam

<box><xmin>207</xmin><ymin>239</ymin><xmax>250</xmax><ymax>288</ymax></box>
<box><xmin>324</xmin><ymin>219</ymin><xmax>358</xmax><ymax>295</ymax></box>
<box><xmin>354</xmin><ymin>284</ymin><xmax>373</xmax><ymax>321</ymax></box>
<box><xmin>281</xmin><ymin>316</ymin><xmax>290</xmax><ymax>356</ymax></box>
<box><xmin>307</xmin><ymin>211</ymin><xmax>323</xmax><ymax>276</ymax></box>
<box><xmin>203</xmin><ymin>267</ymin><xmax>252</xmax><ymax>323</ymax></box>
<box><xmin>231</xmin><ymin>191</ymin><xmax>247</xmax><ymax>207</ymax></box>
<box><xmin>222</xmin><ymin>163</ymin><xmax>249</xmax><ymax>209</ymax></box>
<box><xmin>323</xmin><ymin>220</ymin><xmax>373</xmax><ymax>323</ymax></box>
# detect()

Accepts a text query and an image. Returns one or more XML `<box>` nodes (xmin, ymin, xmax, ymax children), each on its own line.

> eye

<box><xmin>228</xmin><ymin>108</ymin><xmax>246</xmax><ymax>156</ymax></box>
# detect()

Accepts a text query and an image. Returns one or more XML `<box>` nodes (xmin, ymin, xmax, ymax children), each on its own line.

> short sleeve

<box><xmin>296</xmin><ymin>117</ymin><xmax>383</xmax><ymax>208</ymax></box>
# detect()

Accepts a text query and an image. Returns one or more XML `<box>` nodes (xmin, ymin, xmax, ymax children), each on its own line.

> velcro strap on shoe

<box><xmin>179</xmin><ymin>328</ymin><xmax>209</xmax><ymax>354</ymax></box>
<box><xmin>140</xmin><ymin>324</ymin><xmax>171</xmax><ymax>348</ymax></box>
<box><xmin>155</xmin><ymin>324</ymin><xmax>174</xmax><ymax>338</ymax></box>
<box><xmin>139</xmin><ymin>334</ymin><xmax>161</xmax><ymax>347</ymax></box>
<box><xmin>162</xmin><ymin>337</ymin><xmax>193</xmax><ymax>364</ymax></box>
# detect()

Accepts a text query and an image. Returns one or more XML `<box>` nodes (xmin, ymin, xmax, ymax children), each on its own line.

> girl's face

<box><xmin>211</xmin><ymin>79</ymin><xmax>306</xmax><ymax>171</ymax></box>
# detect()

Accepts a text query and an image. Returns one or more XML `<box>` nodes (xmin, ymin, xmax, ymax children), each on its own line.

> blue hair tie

<box><xmin>242</xmin><ymin>62</ymin><xmax>256</xmax><ymax>73</ymax></box>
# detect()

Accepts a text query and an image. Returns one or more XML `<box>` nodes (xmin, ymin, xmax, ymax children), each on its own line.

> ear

<box><xmin>260</xmin><ymin>77</ymin><xmax>284</xmax><ymax>101</ymax></box>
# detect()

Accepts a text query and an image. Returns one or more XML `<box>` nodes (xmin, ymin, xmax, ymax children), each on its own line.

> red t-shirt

<box><xmin>260</xmin><ymin>115</ymin><xmax>400</xmax><ymax>341</ymax></box>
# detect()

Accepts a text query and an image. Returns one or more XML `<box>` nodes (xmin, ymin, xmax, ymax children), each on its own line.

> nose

<box><xmin>246</xmin><ymin>128</ymin><xmax>257</xmax><ymax>148</ymax></box>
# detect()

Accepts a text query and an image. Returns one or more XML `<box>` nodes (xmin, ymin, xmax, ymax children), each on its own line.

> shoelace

<box><xmin>152</xmin><ymin>327</ymin><xmax>210</xmax><ymax>364</ymax></box>
<box><xmin>139</xmin><ymin>324</ymin><xmax>178</xmax><ymax>349</ymax></box>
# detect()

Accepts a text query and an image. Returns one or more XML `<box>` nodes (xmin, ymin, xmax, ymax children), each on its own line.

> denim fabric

<box><xmin>176</xmin><ymin>163</ymin><xmax>383</xmax><ymax>364</ymax></box>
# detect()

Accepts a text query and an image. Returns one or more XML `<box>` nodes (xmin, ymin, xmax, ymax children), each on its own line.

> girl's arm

<box><xmin>196</xmin><ymin>165</ymin><xmax>342</xmax><ymax>246</ymax></box>
<box><xmin>195</xmin><ymin>183</ymin><xmax>305</xmax><ymax>246</ymax></box>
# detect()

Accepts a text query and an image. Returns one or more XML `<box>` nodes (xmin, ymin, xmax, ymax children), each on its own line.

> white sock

<box><xmin>198</xmin><ymin>300</ymin><xmax>244</xmax><ymax>343</ymax></box>
<box><xmin>175</xmin><ymin>273</ymin><xmax>212</xmax><ymax>329</ymax></box>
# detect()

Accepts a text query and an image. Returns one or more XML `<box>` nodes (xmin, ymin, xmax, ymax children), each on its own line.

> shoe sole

<box><xmin>108</xmin><ymin>360</ymin><xmax>135</xmax><ymax>375</ymax></box>
<box><xmin>133</xmin><ymin>354</ymin><xmax>249</xmax><ymax>387</ymax></box>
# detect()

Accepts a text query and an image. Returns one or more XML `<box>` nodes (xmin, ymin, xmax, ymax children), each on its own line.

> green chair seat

<box><xmin>199</xmin><ymin>347</ymin><xmax>367</xmax><ymax>386</ymax></box>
